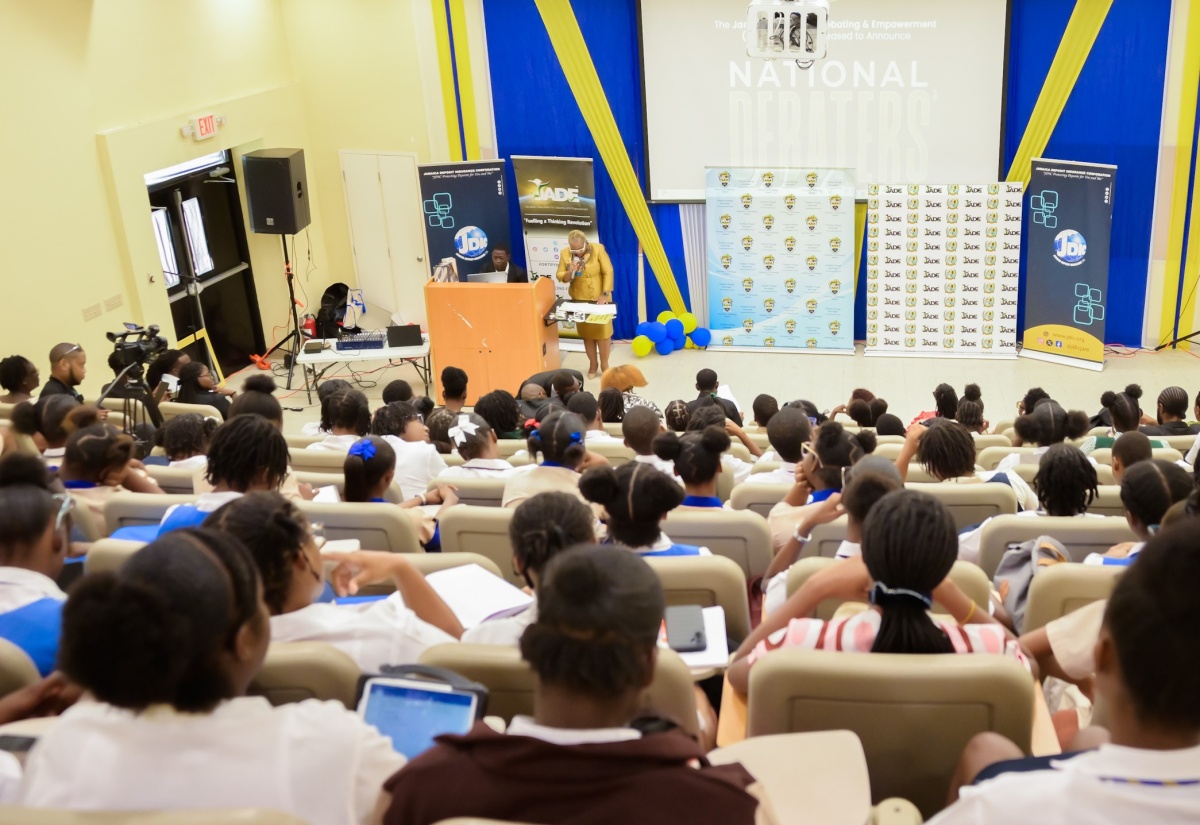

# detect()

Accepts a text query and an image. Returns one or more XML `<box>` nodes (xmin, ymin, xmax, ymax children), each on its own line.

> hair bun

<box><xmin>816</xmin><ymin>420</ymin><xmax>844</xmax><ymax>450</ymax></box>
<box><xmin>1124</xmin><ymin>384</ymin><xmax>1143</xmax><ymax>400</ymax></box>
<box><xmin>64</xmin><ymin>406</ymin><xmax>103</xmax><ymax>432</ymax></box>
<box><xmin>0</xmin><ymin>453</ymin><xmax>51</xmax><ymax>490</ymax></box>
<box><xmin>1100</xmin><ymin>390</ymin><xmax>1118</xmax><ymax>407</ymax></box>
<box><xmin>578</xmin><ymin>466</ymin><xmax>621</xmax><ymax>507</ymax></box>
<box><xmin>699</xmin><ymin>425</ymin><xmax>732</xmax><ymax>454</ymax></box>
<box><xmin>652</xmin><ymin>431</ymin><xmax>683</xmax><ymax>461</ymax></box>
<box><xmin>854</xmin><ymin>430</ymin><xmax>878</xmax><ymax>455</ymax></box>
<box><xmin>242</xmin><ymin>375</ymin><xmax>277</xmax><ymax>395</ymax></box>
<box><xmin>963</xmin><ymin>384</ymin><xmax>981</xmax><ymax>402</ymax></box>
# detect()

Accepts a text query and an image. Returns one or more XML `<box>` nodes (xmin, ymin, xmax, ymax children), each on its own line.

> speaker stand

<box><xmin>260</xmin><ymin>236</ymin><xmax>306</xmax><ymax>399</ymax></box>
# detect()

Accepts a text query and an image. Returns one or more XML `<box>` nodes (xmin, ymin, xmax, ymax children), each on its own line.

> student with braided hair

<box><xmin>1082</xmin><ymin>459</ymin><xmax>1192</xmax><ymax>567</ymax></box>
<box><xmin>580</xmin><ymin>462</ymin><xmax>709</xmax><ymax>557</ymax></box>
<box><xmin>154</xmin><ymin>413</ymin><xmax>217</xmax><ymax>470</ymax></box>
<box><xmin>664</xmin><ymin>398</ymin><xmax>692</xmax><ymax>432</ymax></box>
<box><xmin>687</xmin><ymin>401</ymin><xmax>761</xmax><ymax>480</ymax></box>
<box><xmin>501</xmin><ymin>410</ymin><xmax>597</xmax><ymax>508</ymax></box>
<box><xmin>909</xmin><ymin>382</ymin><xmax>960</xmax><ymax>427</ymax></box>
<box><xmin>307</xmin><ymin>389</ymin><xmax>371</xmax><ymax>451</ymax></box>
<box><xmin>437</xmin><ymin>413</ymin><xmax>518</xmax><ymax>479</ymax></box>
<box><xmin>894</xmin><ymin>420</ymin><xmax>1037</xmax><ymax>510</ymax></box>
<box><xmin>473</xmin><ymin>389</ymin><xmax>524</xmax><ymax>440</ymax></box>
<box><xmin>57</xmin><ymin>407</ymin><xmax>162</xmax><ymax>525</ymax></box>
<box><xmin>1140</xmin><ymin>385</ymin><xmax>1200</xmax><ymax>436</ymax></box>
<box><xmin>462</xmin><ymin>491</ymin><xmax>596</xmax><ymax>646</ymax></box>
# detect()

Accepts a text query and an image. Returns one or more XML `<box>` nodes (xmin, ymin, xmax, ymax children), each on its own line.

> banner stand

<box><xmin>417</xmin><ymin>161</ymin><xmax>511</xmax><ymax>281</ymax></box>
<box><xmin>1018</xmin><ymin>347</ymin><xmax>1105</xmax><ymax>372</ymax></box>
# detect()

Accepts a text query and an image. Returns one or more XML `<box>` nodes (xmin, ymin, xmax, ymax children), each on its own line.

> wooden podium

<box><xmin>425</xmin><ymin>278</ymin><xmax>561</xmax><ymax>404</ymax></box>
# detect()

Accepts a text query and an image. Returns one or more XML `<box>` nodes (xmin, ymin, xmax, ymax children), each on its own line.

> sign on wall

<box><xmin>417</xmin><ymin>160</ymin><xmax>511</xmax><ymax>280</ymax></box>
<box><xmin>1021</xmin><ymin>159</ymin><xmax>1117</xmax><ymax>371</ymax></box>
<box><xmin>864</xmin><ymin>182</ymin><xmax>1023</xmax><ymax>359</ymax></box>
<box><xmin>706</xmin><ymin>167</ymin><xmax>856</xmax><ymax>352</ymax></box>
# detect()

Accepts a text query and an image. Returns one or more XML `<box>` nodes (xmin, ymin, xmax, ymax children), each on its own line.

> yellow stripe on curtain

<box><xmin>854</xmin><ymin>202</ymin><xmax>867</xmax><ymax>299</ymax></box>
<box><xmin>448</xmin><ymin>0</ymin><xmax>481</xmax><ymax>160</ymax></box>
<box><xmin>1006</xmin><ymin>0</ymin><xmax>1114</xmax><ymax>186</ymax></box>
<box><xmin>1158</xmin><ymin>5</ymin><xmax>1200</xmax><ymax>348</ymax></box>
<box><xmin>533</xmin><ymin>0</ymin><xmax>687</xmax><ymax>316</ymax></box>
<box><xmin>430</xmin><ymin>0</ymin><xmax>464</xmax><ymax>162</ymax></box>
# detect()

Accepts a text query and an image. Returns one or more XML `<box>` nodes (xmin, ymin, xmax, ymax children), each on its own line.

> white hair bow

<box><xmin>449</xmin><ymin>414</ymin><xmax>479</xmax><ymax>446</ymax></box>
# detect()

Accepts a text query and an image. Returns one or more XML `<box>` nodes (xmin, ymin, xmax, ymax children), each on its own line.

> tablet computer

<box><xmin>358</xmin><ymin>677</ymin><xmax>479</xmax><ymax>759</ymax></box>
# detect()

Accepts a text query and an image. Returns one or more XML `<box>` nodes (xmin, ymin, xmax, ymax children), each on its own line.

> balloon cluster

<box><xmin>631</xmin><ymin>311</ymin><xmax>712</xmax><ymax>357</ymax></box>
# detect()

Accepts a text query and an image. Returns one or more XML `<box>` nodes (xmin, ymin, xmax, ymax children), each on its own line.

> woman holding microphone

<box><xmin>556</xmin><ymin>229</ymin><xmax>614</xmax><ymax>379</ymax></box>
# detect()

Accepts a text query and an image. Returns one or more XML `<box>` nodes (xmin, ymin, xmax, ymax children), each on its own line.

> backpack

<box><xmin>992</xmin><ymin>535</ymin><xmax>1070</xmax><ymax>633</ymax></box>
<box><xmin>316</xmin><ymin>282</ymin><xmax>351</xmax><ymax>338</ymax></box>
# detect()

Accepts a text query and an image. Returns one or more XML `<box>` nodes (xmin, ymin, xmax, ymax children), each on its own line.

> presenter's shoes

<box><xmin>587</xmin><ymin>371</ymin><xmax>599</xmax><ymax>380</ymax></box>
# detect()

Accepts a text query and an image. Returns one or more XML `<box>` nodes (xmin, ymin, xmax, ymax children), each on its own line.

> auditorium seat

<box><xmin>103</xmin><ymin>493</ymin><xmax>197</xmax><ymax>534</ymax></box>
<box><xmin>295</xmin><ymin>501</ymin><xmax>423</xmax><ymax>554</ymax></box>
<box><xmin>785</xmin><ymin>558</ymin><xmax>991</xmax><ymax>621</ymax></box>
<box><xmin>157</xmin><ymin>400</ymin><xmax>226</xmax><ymax>422</ymax></box>
<box><xmin>284</xmin><ymin>434</ymin><xmax>323</xmax><ymax>451</ymax></box>
<box><xmin>1159</xmin><ymin>434</ymin><xmax>1197</xmax><ymax>453</ymax></box>
<box><xmin>601</xmin><ymin>422</ymin><xmax>623</xmax><ymax>437</ymax></box>
<box><xmin>1089</xmin><ymin>447</ymin><xmax>1183</xmax><ymax>466</ymax></box>
<box><xmin>1023</xmin><ymin>564</ymin><xmax>1124</xmax><ymax>633</ymax></box>
<box><xmin>586</xmin><ymin>441</ymin><xmax>635</xmax><ymax>465</ymax></box>
<box><xmin>83</xmin><ymin>538</ymin><xmax>146</xmax><ymax>575</ymax></box>
<box><xmin>435</xmin><ymin>506</ymin><xmax>518</xmax><ymax>585</ymax></box>
<box><xmin>1086</xmin><ymin>485</ymin><xmax>1125</xmax><ymax>518</ymax></box>
<box><xmin>644</xmin><ymin>555</ymin><xmax>751</xmax><ymax>642</ymax></box>
<box><xmin>0</xmin><ymin>810</ymin><xmax>310</xmax><ymax>825</ymax></box>
<box><xmin>143</xmin><ymin>465</ymin><xmax>197</xmax><ymax>495</ymax></box>
<box><xmin>976</xmin><ymin>446</ymin><xmax>1039</xmax><ymax>471</ymax></box>
<box><xmin>971</xmin><ymin>434</ymin><xmax>1012</xmax><ymax>452</ymax></box>
<box><xmin>494</xmin><ymin>440</ymin><xmax>528</xmax><ymax>459</ymax></box>
<box><xmin>905</xmin><ymin>482</ymin><xmax>1017</xmax><ymax>530</ymax></box>
<box><xmin>662</xmin><ymin>510</ymin><xmax>773</xmax><ymax>579</ymax></box>
<box><xmin>729</xmin><ymin>481</ymin><xmax>790</xmax><ymax>518</ymax></box>
<box><xmin>0</xmin><ymin>638</ymin><xmax>39</xmax><ymax>700</ymax></box>
<box><xmin>286</xmin><ymin>449</ymin><xmax>350</xmax><ymax>473</ymax></box>
<box><xmin>249</xmin><ymin>642</ymin><xmax>359</xmax><ymax>709</ymax></box>
<box><xmin>977</xmin><ymin>515</ymin><xmax>1136</xmax><ymax>578</ymax></box>
<box><xmin>746</xmin><ymin>649</ymin><xmax>1033</xmax><ymax>818</ymax></box>
<box><xmin>428</xmin><ymin>477</ymin><xmax>506</xmax><ymax>508</ymax></box>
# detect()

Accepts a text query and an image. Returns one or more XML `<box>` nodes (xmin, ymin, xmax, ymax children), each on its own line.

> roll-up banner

<box><xmin>511</xmin><ymin>156</ymin><xmax>598</xmax><ymax>338</ymax></box>
<box><xmin>705</xmin><ymin>167</ymin><xmax>856</xmax><ymax>352</ymax></box>
<box><xmin>417</xmin><ymin>161</ymin><xmax>512</xmax><ymax>281</ymax></box>
<box><xmin>864</xmin><ymin>183</ymin><xmax>1023</xmax><ymax>359</ymax></box>
<box><xmin>1020</xmin><ymin>159</ymin><xmax>1117</xmax><ymax>371</ymax></box>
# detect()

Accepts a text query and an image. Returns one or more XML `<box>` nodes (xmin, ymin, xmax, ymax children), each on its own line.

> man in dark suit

<box><xmin>686</xmin><ymin>368</ymin><xmax>742</xmax><ymax>426</ymax></box>
<box><xmin>476</xmin><ymin>244</ymin><xmax>528</xmax><ymax>284</ymax></box>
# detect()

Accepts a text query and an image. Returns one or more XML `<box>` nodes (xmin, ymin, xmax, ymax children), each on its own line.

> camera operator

<box><xmin>99</xmin><ymin>324</ymin><xmax>170</xmax><ymax>433</ymax></box>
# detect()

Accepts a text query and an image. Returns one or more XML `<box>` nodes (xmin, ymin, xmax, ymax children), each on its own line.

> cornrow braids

<box><xmin>579</xmin><ymin>462</ymin><xmax>685</xmax><ymax>548</ymax></box>
<box><xmin>204</xmin><ymin>492</ymin><xmax>308</xmax><ymax>615</ymax></box>
<box><xmin>1157</xmin><ymin>386</ymin><xmax>1190</xmax><ymax>421</ymax></box>
<box><xmin>474</xmin><ymin>389</ymin><xmax>522</xmax><ymax>435</ymax></box>
<box><xmin>1033</xmin><ymin>444</ymin><xmax>1098</xmax><ymax>516</ymax></box>
<box><xmin>204</xmin><ymin>415</ymin><xmax>289</xmax><ymax>492</ymax></box>
<box><xmin>1100</xmin><ymin>385</ymin><xmax>1143</xmax><ymax>433</ymax></box>
<box><xmin>664</xmin><ymin>400</ymin><xmax>691</xmax><ymax>432</ymax></box>
<box><xmin>1119</xmin><ymin>459</ymin><xmax>1193</xmax><ymax>532</ymax></box>
<box><xmin>528</xmin><ymin>410</ymin><xmax>587</xmax><ymax>468</ymax></box>
<box><xmin>509</xmin><ymin>492</ymin><xmax>596</xmax><ymax>587</ymax></box>
<box><xmin>157</xmin><ymin>413</ymin><xmax>218</xmax><ymax>461</ymax></box>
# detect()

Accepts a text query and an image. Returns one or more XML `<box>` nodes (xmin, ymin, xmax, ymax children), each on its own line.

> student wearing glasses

<box><xmin>0</xmin><ymin>454</ymin><xmax>73</xmax><ymax>675</ymax></box>
<box><xmin>370</xmin><ymin>402</ymin><xmax>447</xmax><ymax>500</ymax></box>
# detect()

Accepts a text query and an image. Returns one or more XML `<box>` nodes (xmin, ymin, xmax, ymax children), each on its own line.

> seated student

<box><xmin>568</xmin><ymin>392</ymin><xmax>620</xmax><ymax>444</ymax></box>
<box><xmin>474</xmin><ymin>389</ymin><xmax>525</xmax><ymax>440</ymax></box>
<box><xmin>548</xmin><ymin>370</ymin><xmax>582</xmax><ymax>407</ymax></box>
<box><xmin>785</xmin><ymin>399</ymin><xmax>828</xmax><ymax>427</ymax></box>
<box><xmin>206</xmin><ymin>492</ymin><xmax>460</xmax><ymax>670</ymax></box>
<box><xmin>14</xmin><ymin>395</ymin><xmax>78</xmax><ymax>470</ymax></box>
<box><xmin>664</xmin><ymin>399</ymin><xmax>691</xmax><ymax>432</ymax></box>
<box><xmin>909</xmin><ymin>382</ymin><xmax>960</xmax><ymax>428</ymax></box>
<box><xmin>760</xmin><ymin>459</ymin><xmax>903</xmax><ymax>617</ymax></box>
<box><xmin>688</xmin><ymin>402</ymin><xmax>761</xmax><ymax>478</ymax></box>
<box><xmin>766</xmin><ymin>421</ymin><xmax>876</xmax><ymax>553</ymax></box>
<box><xmin>1082</xmin><ymin>459</ymin><xmax>1192</xmax><ymax>567</ymax></box>
<box><xmin>144</xmin><ymin>349</ymin><xmax>190</xmax><ymax>400</ymax></box>
<box><xmin>1110</xmin><ymin>430</ymin><xmax>1153</xmax><ymax>484</ymax></box>
<box><xmin>830</xmin><ymin>388</ymin><xmax>876</xmax><ymax>426</ymax></box>
<box><xmin>956</xmin><ymin>385</ymin><xmax>989</xmax><ymax>434</ymax></box>
<box><xmin>409</xmin><ymin>395</ymin><xmax>436</xmax><ymax>423</ymax></box>
<box><xmin>56</xmin><ymin>408</ymin><xmax>162</xmax><ymax>524</ymax></box>
<box><xmin>600</xmin><ymin>364</ymin><xmax>660</xmax><ymax>416</ymax></box>
<box><xmin>1097</xmin><ymin>384</ymin><xmax>1145</xmax><ymax>437</ymax></box>
<box><xmin>341</xmin><ymin>436</ymin><xmax>455</xmax><ymax>548</ymax></box>
<box><xmin>228</xmin><ymin>375</ymin><xmax>283</xmax><ymax>425</ymax></box>
<box><xmin>1140</xmin><ymin>385</ymin><xmax>1200</xmax><ymax>436</ymax></box>
<box><xmin>958</xmin><ymin>443</ymin><xmax>1102</xmax><ymax>564</ymax></box>
<box><xmin>598</xmin><ymin>387</ymin><xmax>625</xmax><ymax>424</ymax></box>
<box><xmin>0</xmin><ymin>356</ymin><xmax>39</xmax><ymax>405</ymax></box>
<box><xmin>437</xmin><ymin>413</ymin><xmax>517</xmax><ymax>479</ymax></box>
<box><xmin>743</xmin><ymin>407</ymin><xmax>811</xmax><ymax>486</ymax></box>
<box><xmin>729</xmin><ymin>490</ymin><xmax>1025</xmax><ymax>695</ymax></box>
<box><xmin>156</xmin><ymin>413</ymin><xmax>217</xmax><ymax>471</ymax></box>
<box><xmin>869</xmin><ymin>397</ymin><xmax>889</xmax><ymax>424</ymax></box>
<box><xmin>462</xmin><ymin>492</ymin><xmax>596</xmax><ymax>645</ymax></box>
<box><xmin>998</xmin><ymin>398</ymin><xmax>1093</xmax><ymax>471</ymax></box>
<box><xmin>382</xmin><ymin>379</ymin><xmax>413</xmax><ymax>405</ymax></box>
<box><xmin>1016</xmin><ymin>386</ymin><xmax>1050</xmax><ymax>417</ymax></box>
<box><xmin>932</xmin><ymin>524</ymin><xmax>1200</xmax><ymax>825</ymax></box>
<box><xmin>874</xmin><ymin>413</ymin><xmax>906</xmax><ymax>437</ymax></box>
<box><xmin>622</xmin><ymin>405</ymin><xmax>680</xmax><ymax>483</ymax></box>
<box><xmin>516</xmin><ymin>381</ymin><xmax>549</xmax><ymax>421</ymax></box>
<box><xmin>653</xmin><ymin>426</ymin><xmax>734</xmax><ymax>511</ymax></box>
<box><xmin>895</xmin><ymin>420</ymin><xmax>1037</xmax><ymax>510</ymax></box>
<box><xmin>750</xmin><ymin>393</ymin><xmax>779</xmax><ymax>431</ymax></box>
<box><xmin>370</xmin><ymin>402</ymin><xmax>447</xmax><ymax>499</ymax></box>
<box><xmin>301</xmin><ymin>379</ymin><xmax>352</xmax><ymax>437</ymax></box>
<box><xmin>437</xmin><ymin>367</ymin><xmax>468</xmax><ymax>415</ymax></box>
<box><xmin>424</xmin><ymin>408</ymin><xmax>456</xmax><ymax>455</ymax></box>
<box><xmin>502</xmin><ymin>411</ymin><xmax>596</xmax><ymax>508</ymax></box>
<box><xmin>581</xmin><ymin>463</ymin><xmax>710</xmax><ymax>557</ymax></box>
<box><xmin>686</xmin><ymin>368</ymin><xmax>742</xmax><ymax>426</ymax></box>
<box><xmin>0</xmin><ymin>455</ymin><xmax>70</xmax><ymax>675</ymax></box>
<box><xmin>374</xmin><ymin>545</ymin><xmax>771</xmax><ymax>825</ymax></box>
<box><xmin>17</xmin><ymin>530</ymin><xmax>404</xmax><ymax>823</ymax></box>
<box><xmin>175</xmin><ymin>362</ymin><xmax>232</xmax><ymax>420</ymax></box>
<box><xmin>308</xmin><ymin>389</ymin><xmax>371</xmax><ymax>451</ymax></box>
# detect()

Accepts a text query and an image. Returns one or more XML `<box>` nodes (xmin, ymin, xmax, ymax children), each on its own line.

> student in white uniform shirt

<box><xmin>18</xmin><ymin>530</ymin><xmax>404</xmax><ymax>825</ymax></box>
<box><xmin>995</xmin><ymin>398</ymin><xmax>1093</xmax><ymax>473</ymax></box>
<box><xmin>742</xmin><ymin>407</ymin><xmax>811</xmax><ymax>487</ymax></box>
<box><xmin>931</xmin><ymin>523</ymin><xmax>1200</xmax><ymax>825</ymax></box>
<box><xmin>621</xmin><ymin>406</ymin><xmax>683</xmax><ymax>485</ymax></box>
<box><xmin>686</xmin><ymin>403</ymin><xmax>761</xmax><ymax>484</ymax></box>
<box><xmin>580</xmin><ymin>462</ymin><xmax>711</xmax><ymax>557</ymax></box>
<box><xmin>370</xmin><ymin>401</ymin><xmax>448</xmax><ymax>499</ymax></box>
<box><xmin>156</xmin><ymin>412</ymin><xmax>216</xmax><ymax>471</ymax></box>
<box><xmin>894</xmin><ymin>419</ymin><xmax>1037</xmax><ymax>511</ymax></box>
<box><xmin>438</xmin><ymin>413</ymin><xmax>518</xmax><ymax>479</ymax></box>
<box><xmin>568</xmin><ymin>391</ymin><xmax>622</xmax><ymax>444</ymax></box>
<box><xmin>307</xmin><ymin>388</ymin><xmax>372</xmax><ymax>451</ymax></box>
<box><xmin>300</xmin><ymin>379</ymin><xmax>352</xmax><ymax>438</ymax></box>
<box><xmin>462</xmin><ymin>491</ymin><xmax>596</xmax><ymax>646</ymax></box>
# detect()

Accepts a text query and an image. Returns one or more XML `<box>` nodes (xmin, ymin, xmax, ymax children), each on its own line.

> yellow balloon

<box><xmin>684</xmin><ymin>338</ymin><xmax>696</xmax><ymax>349</ymax></box>
<box><xmin>631</xmin><ymin>335</ymin><xmax>654</xmax><ymax>357</ymax></box>
<box><xmin>656</xmin><ymin>310</ymin><xmax>677</xmax><ymax>325</ymax></box>
<box><xmin>679</xmin><ymin>312</ymin><xmax>698</xmax><ymax>334</ymax></box>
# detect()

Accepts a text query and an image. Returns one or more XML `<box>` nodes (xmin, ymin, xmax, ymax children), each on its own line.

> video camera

<box><xmin>107</xmin><ymin>322</ymin><xmax>168</xmax><ymax>376</ymax></box>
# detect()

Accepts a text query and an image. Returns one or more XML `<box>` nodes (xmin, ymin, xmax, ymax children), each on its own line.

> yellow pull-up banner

<box><xmin>1006</xmin><ymin>0</ymin><xmax>1113</xmax><ymax>186</ymax></box>
<box><xmin>534</xmin><ymin>0</ymin><xmax>687</xmax><ymax>315</ymax></box>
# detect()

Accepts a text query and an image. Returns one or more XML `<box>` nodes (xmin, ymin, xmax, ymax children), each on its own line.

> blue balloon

<box><xmin>690</xmin><ymin>327</ymin><xmax>712</xmax><ymax>347</ymax></box>
<box><xmin>635</xmin><ymin>321</ymin><xmax>653</xmax><ymax>339</ymax></box>
<box><xmin>665</xmin><ymin>318</ymin><xmax>685</xmax><ymax>339</ymax></box>
<box><xmin>655</xmin><ymin>337</ymin><xmax>676</xmax><ymax>356</ymax></box>
<box><xmin>645</xmin><ymin>322</ymin><xmax>667</xmax><ymax>343</ymax></box>
<box><xmin>671</xmin><ymin>331</ymin><xmax>686</xmax><ymax>348</ymax></box>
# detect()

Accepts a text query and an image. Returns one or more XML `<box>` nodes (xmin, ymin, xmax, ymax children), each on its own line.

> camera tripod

<box><xmin>95</xmin><ymin>361</ymin><xmax>163</xmax><ymax>458</ymax></box>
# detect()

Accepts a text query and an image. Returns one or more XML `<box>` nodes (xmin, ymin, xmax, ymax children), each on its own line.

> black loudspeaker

<box><xmin>243</xmin><ymin>149</ymin><xmax>311</xmax><ymax>235</ymax></box>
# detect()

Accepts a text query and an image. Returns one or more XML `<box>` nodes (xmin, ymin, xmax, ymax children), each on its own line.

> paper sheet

<box><xmin>313</xmin><ymin>485</ymin><xmax>342</xmax><ymax>504</ymax></box>
<box><xmin>659</xmin><ymin>606</ymin><xmax>729</xmax><ymax>670</ymax></box>
<box><xmin>425</xmin><ymin>564</ymin><xmax>533</xmax><ymax>629</ymax></box>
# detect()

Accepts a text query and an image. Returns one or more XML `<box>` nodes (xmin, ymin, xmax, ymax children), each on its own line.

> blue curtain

<box><xmin>483</xmin><ymin>0</ymin><xmax>690</xmax><ymax>339</ymax></box>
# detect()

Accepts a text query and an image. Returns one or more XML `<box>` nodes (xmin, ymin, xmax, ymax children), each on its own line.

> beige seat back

<box><xmin>356</xmin><ymin>554</ymin><xmax>505</xmax><ymax>597</ymax></box>
<box><xmin>1090</xmin><ymin>447</ymin><xmax>1183</xmax><ymax>466</ymax></box>
<box><xmin>978</xmin><ymin>515</ymin><xmax>1136</xmax><ymax>578</ymax></box>
<box><xmin>971</xmin><ymin>434</ymin><xmax>1012</xmax><ymax>452</ymax></box>
<box><xmin>293</xmin><ymin>471</ymin><xmax>345</xmax><ymax>498</ymax></box>
<box><xmin>144</xmin><ymin>465</ymin><xmax>197</xmax><ymax>495</ymax></box>
<box><xmin>992</xmin><ymin>420</ymin><xmax>1013</xmax><ymax>436</ymax></box>
<box><xmin>1087</xmin><ymin>485</ymin><xmax>1125</xmax><ymax>518</ymax></box>
<box><xmin>83</xmin><ymin>538</ymin><xmax>147</xmax><ymax>575</ymax></box>
<box><xmin>431</xmin><ymin>476</ymin><xmax>507</xmax><ymax>508</ymax></box>
<box><xmin>1011</xmin><ymin>461</ymin><xmax>1113</xmax><ymax>485</ymax></box>
<box><xmin>284</xmin><ymin>433</ymin><xmax>324</xmax><ymax>450</ymax></box>
<box><xmin>0</xmin><ymin>811</ymin><xmax>310</xmax><ymax>825</ymax></box>
<box><xmin>747</xmin><ymin>431</ymin><xmax>771</xmax><ymax>449</ymax></box>
<box><xmin>1160</xmin><ymin>434</ymin><xmax>1198</xmax><ymax>452</ymax></box>
<box><xmin>747</xmin><ymin>649</ymin><xmax>1033</xmax><ymax>818</ymax></box>
<box><xmin>804</xmin><ymin>515</ymin><xmax>850</xmax><ymax>559</ymax></box>
<box><xmin>443</xmin><ymin>452</ymin><xmax>465</xmax><ymax>467</ymax></box>
<box><xmin>728</xmin><ymin>482</ymin><xmax>790</xmax><ymax>518</ymax></box>
<box><xmin>103</xmin><ymin>493</ymin><xmax>197</xmax><ymax>534</ymax></box>
<box><xmin>904</xmin><ymin>464</ymin><xmax>941</xmax><ymax>483</ymax></box>
<box><xmin>587</xmin><ymin>441</ymin><xmax>635</xmax><ymax>466</ymax></box>
<box><xmin>418</xmin><ymin>644</ymin><xmax>698</xmax><ymax>738</ymax></box>
<box><xmin>727</xmin><ymin>443</ymin><xmax>753</xmax><ymax>462</ymax></box>
<box><xmin>249</xmin><ymin>641</ymin><xmax>360</xmax><ymax>709</ymax></box>
<box><xmin>157</xmin><ymin>400</ymin><xmax>225</xmax><ymax>421</ymax></box>
<box><xmin>295</xmin><ymin>501</ymin><xmax>423</xmax><ymax>553</ymax></box>
<box><xmin>495</xmin><ymin>439</ymin><xmax>529</xmax><ymax>458</ymax></box>
<box><xmin>904</xmin><ymin>482</ymin><xmax>1017</xmax><ymax>530</ymax></box>
<box><xmin>0</xmin><ymin>638</ymin><xmax>39</xmax><ymax>699</ymax></box>
<box><xmin>873</xmin><ymin>435</ymin><xmax>906</xmax><ymax>445</ymax></box>
<box><xmin>645</xmin><ymin>555</ymin><xmax>751</xmax><ymax>642</ymax></box>
<box><xmin>602</xmin><ymin>422</ymin><xmax>624</xmax><ymax>436</ymax></box>
<box><xmin>976</xmin><ymin>446</ymin><xmax>1038</xmax><ymax>471</ymax></box>
<box><xmin>749</xmin><ymin>461</ymin><xmax>782</xmax><ymax>474</ymax></box>
<box><xmin>436</xmin><ymin>506</ymin><xmax>519</xmax><ymax>585</ymax></box>
<box><xmin>716</xmin><ymin>463</ymin><xmax>735</xmax><ymax>503</ymax></box>
<box><xmin>287</xmin><ymin>449</ymin><xmax>350</xmax><ymax>473</ymax></box>
<box><xmin>662</xmin><ymin>510</ymin><xmax>773</xmax><ymax>579</ymax></box>
<box><xmin>786</xmin><ymin>558</ymin><xmax>991</xmax><ymax>620</ymax></box>
<box><xmin>1023</xmin><ymin>564</ymin><xmax>1123</xmax><ymax>633</ymax></box>
<box><xmin>871</xmin><ymin>443</ymin><xmax>903</xmax><ymax>461</ymax></box>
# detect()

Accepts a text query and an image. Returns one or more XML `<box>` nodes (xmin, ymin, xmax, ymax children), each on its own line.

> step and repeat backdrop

<box><xmin>706</xmin><ymin>167</ymin><xmax>856</xmax><ymax>352</ymax></box>
<box><xmin>864</xmin><ymin>183</ymin><xmax>1024</xmax><ymax>358</ymax></box>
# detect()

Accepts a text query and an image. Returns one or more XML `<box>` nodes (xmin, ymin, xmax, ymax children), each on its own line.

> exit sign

<box><xmin>183</xmin><ymin>113</ymin><xmax>224</xmax><ymax>142</ymax></box>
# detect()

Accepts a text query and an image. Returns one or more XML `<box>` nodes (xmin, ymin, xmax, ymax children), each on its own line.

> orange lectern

<box><xmin>425</xmin><ymin>278</ymin><xmax>561</xmax><ymax>404</ymax></box>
